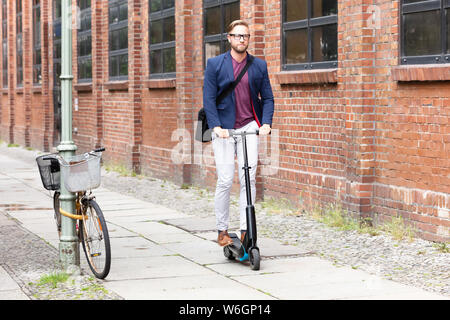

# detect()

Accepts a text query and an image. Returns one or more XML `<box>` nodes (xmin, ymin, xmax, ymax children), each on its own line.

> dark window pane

<box><xmin>119</xmin><ymin>28</ymin><xmax>128</xmax><ymax>49</ymax></box>
<box><xmin>312</xmin><ymin>0</ymin><xmax>337</xmax><ymax>18</ymax></box>
<box><xmin>119</xmin><ymin>3</ymin><xmax>127</xmax><ymax>21</ymax></box>
<box><xmin>312</xmin><ymin>24</ymin><xmax>337</xmax><ymax>62</ymax></box>
<box><xmin>403</xmin><ymin>0</ymin><xmax>433</xmax><ymax>3</ymax></box>
<box><xmin>55</xmin><ymin>42</ymin><xmax>61</xmax><ymax>59</ymax></box>
<box><xmin>285</xmin><ymin>0</ymin><xmax>307</xmax><ymax>22</ymax></box>
<box><xmin>163</xmin><ymin>17</ymin><xmax>175</xmax><ymax>42</ymax></box>
<box><xmin>205</xmin><ymin>41</ymin><xmax>221</xmax><ymax>61</ymax></box>
<box><xmin>163</xmin><ymin>47</ymin><xmax>175</xmax><ymax>72</ymax></box>
<box><xmin>86</xmin><ymin>60</ymin><xmax>92</xmax><ymax>78</ymax></box>
<box><xmin>119</xmin><ymin>54</ymin><xmax>128</xmax><ymax>75</ymax></box>
<box><xmin>109</xmin><ymin>30</ymin><xmax>115</xmax><ymax>50</ymax></box>
<box><xmin>205</xmin><ymin>6</ymin><xmax>221</xmax><ymax>36</ymax></box>
<box><xmin>109</xmin><ymin>55</ymin><xmax>118</xmax><ymax>76</ymax></box>
<box><xmin>34</xmin><ymin>66</ymin><xmax>41</xmax><ymax>84</ymax></box>
<box><xmin>224</xmin><ymin>2</ymin><xmax>240</xmax><ymax>30</ymax></box>
<box><xmin>35</xmin><ymin>49</ymin><xmax>41</xmax><ymax>65</ymax></box>
<box><xmin>404</xmin><ymin>10</ymin><xmax>441</xmax><ymax>56</ymax></box>
<box><xmin>447</xmin><ymin>9</ymin><xmax>450</xmax><ymax>54</ymax></box>
<box><xmin>150</xmin><ymin>50</ymin><xmax>162</xmax><ymax>74</ymax></box>
<box><xmin>150</xmin><ymin>0</ymin><xmax>161</xmax><ymax>13</ymax></box>
<box><xmin>109</xmin><ymin>5</ymin><xmax>118</xmax><ymax>24</ymax></box>
<box><xmin>55</xmin><ymin>0</ymin><xmax>61</xmax><ymax>19</ymax></box>
<box><xmin>285</xmin><ymin>28</ymin><xmax>308</xmax><ymax>64</ymax></box>
<box><xmin>164</xmin><ymin>0</ymin><xmax>174</xmax><ymax>9</ymax></box>
<box><xmin>150</xmin><ymin>20</ymin><xmax>162</xmax><ymax>44</ymax></box>
<box><xmin>54</xmin><ymin>23</ymin><xmax>61</xmax><ymax>39</ymax></box>
<box><xmin>86</xmin><ymin>35</ymin><xmax>92</xmax><ymax>55</ymax></box>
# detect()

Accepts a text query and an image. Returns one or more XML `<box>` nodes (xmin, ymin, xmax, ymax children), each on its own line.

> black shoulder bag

<box><xmin>195</xmin><ymin>56</ymin><xmax>254</xmax><ymax>143</ymax></box>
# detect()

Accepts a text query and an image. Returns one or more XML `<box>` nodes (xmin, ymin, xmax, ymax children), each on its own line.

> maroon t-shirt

<box><xmin>232</xmin><ymin>56</ymin><xmax>254</xmax><ymax>129</ymax></box>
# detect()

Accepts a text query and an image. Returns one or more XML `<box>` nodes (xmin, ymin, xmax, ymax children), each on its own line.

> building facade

<box><xmin>0</xmin><ymin>0</ymin><xmax>449</xmax><ymax>241</ymax></box>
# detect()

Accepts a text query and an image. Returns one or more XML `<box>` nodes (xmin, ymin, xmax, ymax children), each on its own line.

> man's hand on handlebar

<box><xmin>259</xmin><ymin>124</ymin><xmax>271</xmax><ymax>135</ymax></box>
<box><xmin>213</xmin><ymin>126</ymin><xmax>230</xmax><ymax>138</ymax></box>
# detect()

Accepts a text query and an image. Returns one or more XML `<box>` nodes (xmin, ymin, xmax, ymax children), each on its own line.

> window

<box><xmin>203</xmin><ymin>0</ymin><xmax>240</xmax><ymax>64</ymax></box>
<box><xmin>33</xmin><ymin>0</ymin><xmax>41</xmax><ymax>85</ymax></box>
<box><xmin>108</xmin><ymin>0</ymin><xmax>128</xmax><ymax>80</ymax></box>
<box><xmin>16</xmin><ymin>0</ymin><xmax>23</xmax><ymax>86</ymax></box>
<box><xmin>282</xmin><ymin>0</ymin><xmax>337</xmax><ymax>70</ymax></box>
<box><xmin>401</xmin><ymin>0</ymin><xmax>450</xmax><ymax>64</ymax></box>
<box><xmin>149</xmin><ymin>0</ymin><xmax>175</xmax><ymax>78</ymax></box>
<box><xmin>2</xmin><ymin>0</ymin><xmax>7</xmax><ymax>88</ymax></box>
<box><xmin>78</xmin><ymin>0</ymin><xmax>92</xmax><ymax>81</ymax></box>
<box><xmin>54</xmin><ymin>0</ymin><xmax>61</xmax><ymax>87</ymax></box>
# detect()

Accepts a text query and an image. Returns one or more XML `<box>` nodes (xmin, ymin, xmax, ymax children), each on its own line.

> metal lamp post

<box><xmin>56</xmin><ymin>0</ymin><xmax>79</xmax><ymax>269</ymax></box>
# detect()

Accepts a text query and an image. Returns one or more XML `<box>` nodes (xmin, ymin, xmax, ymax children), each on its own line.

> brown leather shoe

<box><xmin>217</xmin><ymin>231</ymin><xmax>233</xmax><ymax>246</ymax></box>
<box><xmin>240</xmin><ymin>231</ymin><xmax>246</xmax><ymax>244</ymax></box>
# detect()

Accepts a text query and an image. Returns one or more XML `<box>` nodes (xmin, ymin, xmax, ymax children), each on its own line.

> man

<box><xmin>203</xmin><ymin>20</ymin><xmax>274</xmax><ymax>247</ymax></box>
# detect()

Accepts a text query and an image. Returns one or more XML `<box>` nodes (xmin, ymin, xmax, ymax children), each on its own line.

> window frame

<box><xmin>77</xmin><ymin>0</ymin><xmax>92</xmax><ymax>82</ymax></box>
<box><xmin>33</xmin><ymin>0</ymin><xmax>41</xmax><ymax>85</ymax></box>
<box><xmin>2</xmin><ymin>0</ymin><xmax>7</xmax><ymax>88</ymax></box>
<box><xmin>53</xmin><ymin>0</ymin><xmax>62</xmax><ymax>88</ymax></box>
<box><xmin>400</xmin><ymin>0</ymin><xmax>450</xmax><ymax>65</ymax></box>
<box><xmin>281</xmin><ymin>0</ymin><xmax>338</xmax><ymax>71</ymax></box>
<box><xmin>148</xmin><ymin>0</ymin><xmax>176</xmax><ymax>79</ymax></box>
<box><xmin>203</xmin><ymin>0</ymin><xmax>240</xmax><ymax>67</ymax></box>
<box><xmin>108</xmin><ymin>0</ymin><xmax>128</xmax><ymax>81</ymax></box>
<box><xmin>16</xmin><ymin>0</ymin><xmax>23</xmax><ymax>87</ymax></box>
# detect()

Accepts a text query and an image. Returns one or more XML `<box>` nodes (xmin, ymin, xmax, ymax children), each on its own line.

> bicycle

<box><xmin>36</xmin><ymin>147</ymin><xmax>111</xmax><ymax>279</ymax></box>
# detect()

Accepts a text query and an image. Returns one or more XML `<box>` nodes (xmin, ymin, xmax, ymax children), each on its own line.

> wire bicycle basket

<box><xmin>60</xmin><ymin>152</ymin><xmax>102</xmax><ymax>193</ymax></box>
<box><xmin>36</xmin><ymin>154</ymin><xmax>61</xmax><ymax>191</ymax></box>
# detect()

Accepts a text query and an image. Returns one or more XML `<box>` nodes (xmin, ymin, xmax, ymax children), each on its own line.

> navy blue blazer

<box><xmin>203</xmin><ymin>51</ymin><xmax>274</xmax><ymax>130</ymax></box>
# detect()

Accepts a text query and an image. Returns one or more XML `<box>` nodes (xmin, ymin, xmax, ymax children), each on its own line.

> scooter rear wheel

<box><xmin>249</xmin><ymin>248</ymin><xmax>260</xmax><ymax>270</ymax></box>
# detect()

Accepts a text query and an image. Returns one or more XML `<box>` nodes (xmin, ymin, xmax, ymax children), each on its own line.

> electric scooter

<box><xmin>223</xmin><ymin>129</ymin><xmax>260</xmax><ymax>271</ymax></box>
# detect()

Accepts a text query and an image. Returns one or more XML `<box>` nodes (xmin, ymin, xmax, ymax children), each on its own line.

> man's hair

<box><xmin>227</xmin><ymin>20</ymin><xmax>249</xmax><ymax>33</ymax></box>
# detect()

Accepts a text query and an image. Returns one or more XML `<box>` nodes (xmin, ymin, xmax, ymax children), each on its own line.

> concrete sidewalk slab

<box><xmin>227</xmin><ymin>257</ymin><xmax>448</xmax><ymax>300</ymax></box>
<box><xmin>163</xmin><ymin>239</ymin><xmax>230</xmax><ymax>265</ymax></box>
<box><xmin>106</xmin><ymin>255</ymin><xmax>216</xmax><ymax>281</ymax></box>
<box><xmin>103</xmin><ymin>274</ymin><xmax>273</xmax><ymax>300</ymax></box>
<box><xmin>110</xmin><ymin>236</ymin><xmax>174</xmax><ymax>259</ymax></box>
<box><xmin>0</xmin><ymin>267</ymin><xmax>29</xmax><ymax>300</ymax></box>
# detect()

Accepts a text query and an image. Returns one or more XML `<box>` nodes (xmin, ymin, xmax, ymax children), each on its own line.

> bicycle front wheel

<box><xmin>80</xmin><ymin>199</ymin><xmax>111</xmax><ymax>279</ymax></box>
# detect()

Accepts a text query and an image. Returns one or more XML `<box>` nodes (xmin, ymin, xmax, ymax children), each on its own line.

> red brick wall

<box><xmin>0</xmin><ymin>0</ymin><xmax>449</xmax><ymax>241</ymax></box>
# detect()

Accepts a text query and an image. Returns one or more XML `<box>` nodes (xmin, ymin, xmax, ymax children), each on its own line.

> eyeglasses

<box><xmin>228</xmin><ymin>33</ymin><xmax>251</xmax><ymax>41</ymax></box>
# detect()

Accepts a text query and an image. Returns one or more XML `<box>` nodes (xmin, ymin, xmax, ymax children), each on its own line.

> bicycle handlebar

<box><xmin>42</xmin><ymin>147</ymin><xmax>106</xmax><ymax>161</ymax></box>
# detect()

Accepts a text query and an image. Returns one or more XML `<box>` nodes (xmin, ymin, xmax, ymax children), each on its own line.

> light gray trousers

<box><xmin>212</xmin><ymin>120</ymin><xmax>259</xmax><ymax>231</ymax></box>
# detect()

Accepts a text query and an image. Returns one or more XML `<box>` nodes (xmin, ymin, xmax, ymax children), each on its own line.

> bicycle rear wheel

<box><xmin>80</xmin><ymin>199</ymin><xmax>111</xmax><ymax>279</ymax></box>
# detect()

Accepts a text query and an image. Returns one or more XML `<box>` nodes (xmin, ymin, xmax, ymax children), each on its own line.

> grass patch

<box><xmin>7</xmin><ymin>143</ymin><xmax>19</xmax><ymax>148</ymax></box>
<box><xmin>260</xmin><ymin>197</ymin><xmax>297</xmax><ymax>215</ymax></box>
<box><xmin>381</xmin><ymin>215</ymin><xmax>415</xmax><ymax>242</ymax></box>
<box><xmin>432</xmin><ymin>242</ymin><xmax>450</xmax><ymax>253</ymax></box>
<box><xmin>311</xmin><ymin>203</ymin><xmax>360</xmax><ymax>232</ymax></box>
<box><xmin>104</xmin><ymin>163</ymin><xmax>137</xmax><ymax>177</ymax></box>
<box><xmin>36</xmin><ymin>271</ymin><xmax>70</xmax><ymax>289</ymax></box>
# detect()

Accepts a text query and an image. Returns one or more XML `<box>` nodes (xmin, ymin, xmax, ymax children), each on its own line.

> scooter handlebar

<box><xmin>227</xmin><ymin>129</ymin><xmax>259</xmax><ymax>137</ymax></box>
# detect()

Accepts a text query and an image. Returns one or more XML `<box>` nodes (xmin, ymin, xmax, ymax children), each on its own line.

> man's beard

<box><xmin>231</xmin><ymin>43</ymin><xmax>248</xmax><ymax>53</ymax></box>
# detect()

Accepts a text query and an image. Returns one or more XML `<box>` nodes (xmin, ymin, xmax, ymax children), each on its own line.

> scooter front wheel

<box><xmin>249</xmin><ymin>248</ymin><xmax>260</xmax><ymax>270</ymax></box>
